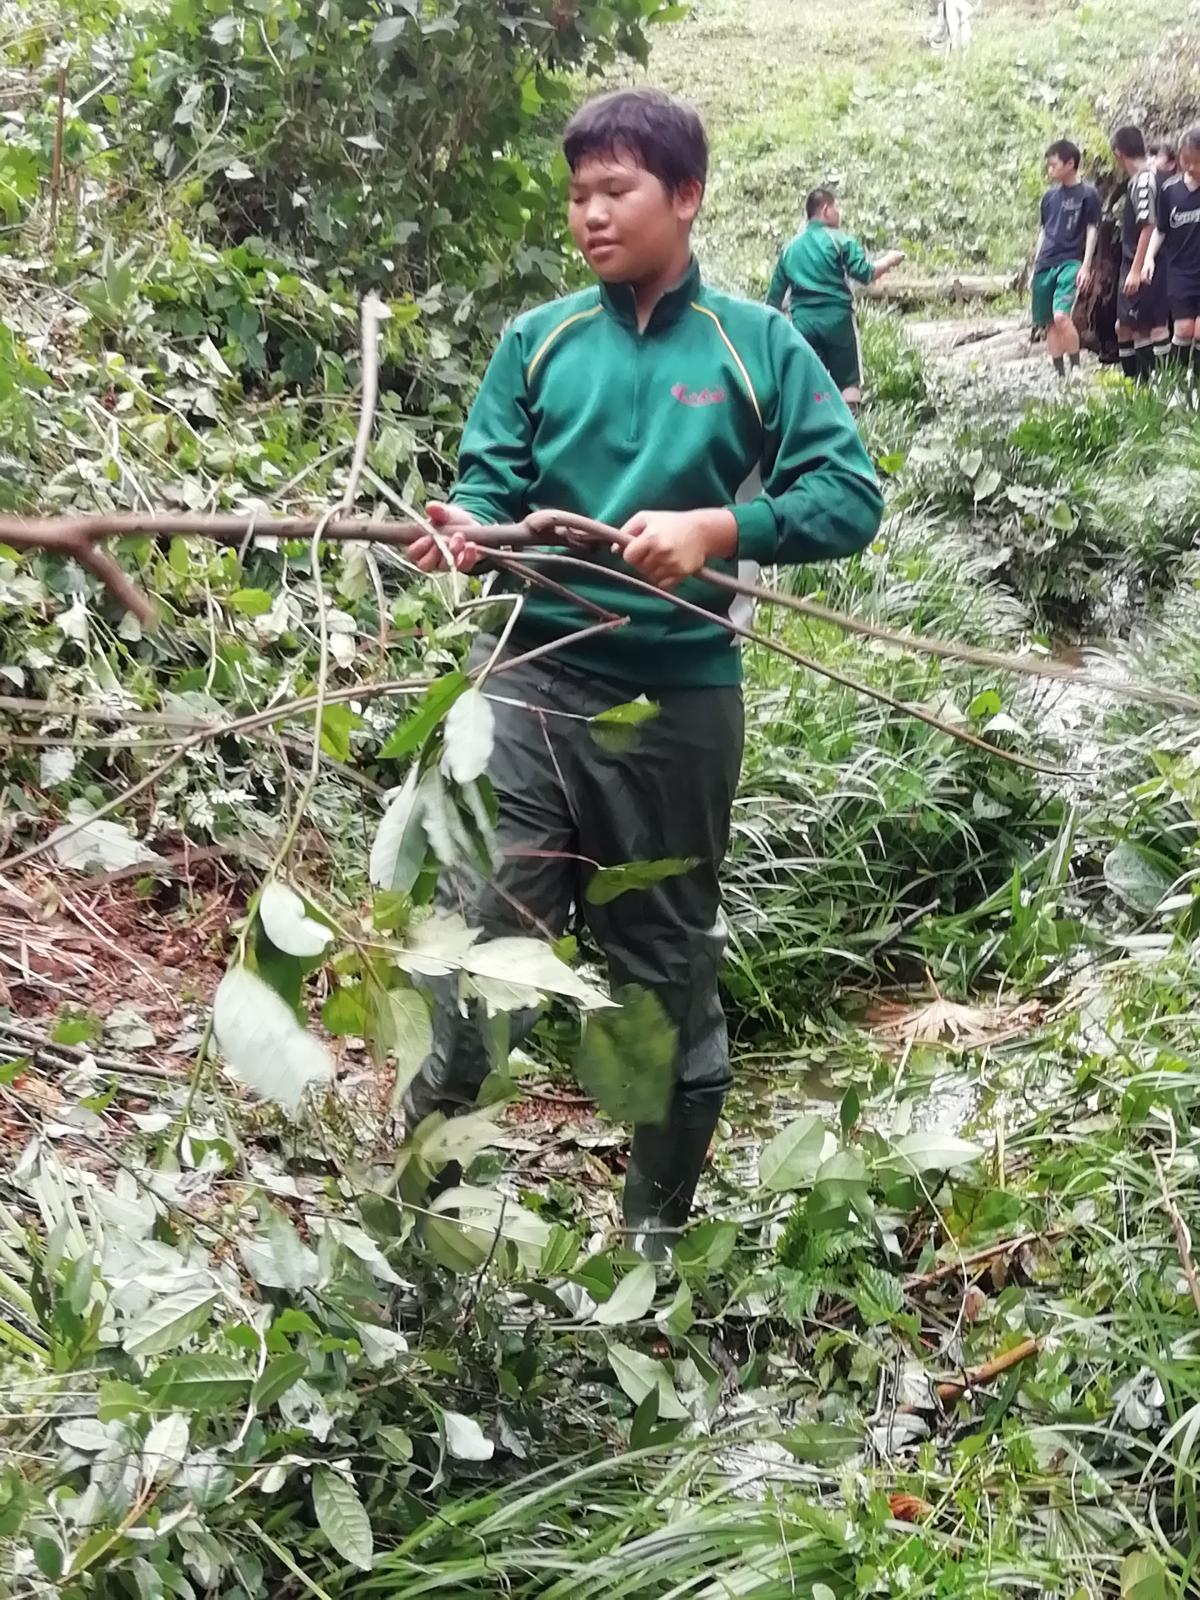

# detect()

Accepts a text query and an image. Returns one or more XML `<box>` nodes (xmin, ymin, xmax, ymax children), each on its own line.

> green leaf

<box><xmin>1121</xmin><ymin>1551</ymin><xmax>1169</xmax><ymax>1600</ymax></box>
<box><xmin>318</xmin><ymin>702</ymin><xmax>361</xmax><ymax>763</ymax></box>
<box><xmin>145</xmin><ymin>1354</ymin><xmax>251</xmax><ymax>1409</ymax></box>
<box><xmin>839</xmin><ymin>1086</ymin><xmax>861</xmax><ymax>1133</ymax></box>
<box><xmin>369</xmin><ymin>768</ymin><xmax>427</xmax><ymax>893</ymax></box>
<box><xmin>241</xmin><ymin>1207</ymin><xmax>319</xmax><ymax>1292</ymax></box>
<box><xmin>253</xmin><ymin>1352</ymin><xmax>309</xmax><ymax>1409</ymax></box>
<box><xmin>141</xmin><ymin>1413</ymin><xmax>190</xmax><ymax>1485</ymax></box>
<box><xmin>34</xmin><ymin>1536</ymin><xmax>63</xmax><ymax>1580</ymax></box>
<box><xmin>1047</xmin><ymin>499</ymin><xmax>1075</xmax><ymax>531</ymax></box>
<box><xmin>124</xmin><ymin>1287</ymin><xmax>220</xmax><ymax>1359</ymax></box>
<box><xmin>97</xmin><ymin>1380</ymin><xmax>149</xmax><ymax>1421</ymax></box>
<box><xmin>606</xmin><ymin>1342</ymin><xmax>687</xmax><ymax>1419</ymax></box>
<box><xmin>378</xmin><ymin>671</ymin><xmax>468</xmax><ymax>760</ymax></box>
<box><xmin>322</xmin><ymin>983</ymin><xmax>370</xmax><ymax>1037</ymax></box>
<box><xmin>973</xmin><ymin>465</ymin><xmax>1002</xmax><ymax>501</ymax></box>
<box><xmin>442</xmin><ymin>687</ymin><xmax>495</xmax><ymax>784</ymax></box>
<box><xmin>575</xmin><ymin>985</ymin><xmax>675</xmax><ymax>1123</ymax></box>
<box><xmin>672</xmin><ymin>1220</ymin><xmax>737</xmax><ymax>1278</ymax></box>
<box><xmin>213</xmin><ymin>965</ymin><xmax>333</xmax><ymax>1114</ymax></box>
<box><xmin>585</xmin><ymin>857</ymin><xmax>699</xmax><ymax>906</ymax></box>
<box><xmin>230</xmin><ymin>588</ymin><xmax>273</xmax><ymax>616</ymax></box>
<box><xmin>373</xmin><ymin>987</ymin><xmax>433</xmax><ymax>1100</ymax></box>
<box><xmin>759</xmin><ymin>1115</ymin><xmax>826</xmax><ymax>1191</ymax></box>
<box><xmin>53</xmin><ymin>1015</ymin><xmax>100</xmax><ymax>1046</ymax></box>
<box><xmin>594</xmin><ymin>1262</ymin><xmax>657</xmax><ymax>1326</ymax></box>
<box><xmin>781</xmin><ymin>1422</ymin><xmax>861</xmax><ymax>1465</ymax></box>
<box><xmin>656</xmin><ymin>1281</ymin><xmax>694</xmax><ymax>1336</ymax></box>
<box><xmin>881</xmin><ymin>1132</ymin><xmax>985</xmax><ymax>1173</ymax></box>
<box><xmin>589</xmin><ymin>695</ymin><xmax>660</xmax><ymax>753</ymax></box>
<box><xmin>1104</xmin><ymin>841</ymin><xmax>1176</xmax><ymax>914</ymax></box>
<box><xmin>312</xmin><ymin>1467</ymin><xmax>373</xmax><ymax>1572</ymax></box>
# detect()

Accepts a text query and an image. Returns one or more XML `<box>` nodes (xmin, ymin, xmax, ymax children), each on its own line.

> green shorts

<box><xmin>791</xmin><ymin>308</ymin><xmax>862</xmax><ymax>392</ymax></box>
<box><xmin>1031</xmin><ymin>260</ymin><xmax>1081</xmax><ymax>329</ymax></box>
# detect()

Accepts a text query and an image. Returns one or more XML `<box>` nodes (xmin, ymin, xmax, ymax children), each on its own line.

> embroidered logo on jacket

<box><xmin>671</xmin><ymin>383</ymin><xmax>727</xmax><ymax>406</ymax></box>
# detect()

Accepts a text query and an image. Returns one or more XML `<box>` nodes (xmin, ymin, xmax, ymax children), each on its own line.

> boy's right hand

<box><xmin>1124</xmin><ymin>265</ymin><xmax>1142</xmax><ymax>295</ymax></box>
<box><xmin>1141</xmin><ymin>258</ymin><xmax>1156</xmax><ymax>283</ymax></box>
<box><xmin>408</xmin><ymin>502</ymin><xmax>482</xmax><ymax>573</ymax></box>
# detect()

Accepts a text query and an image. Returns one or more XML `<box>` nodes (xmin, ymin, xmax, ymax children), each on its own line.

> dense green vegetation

<box><xmin>4</xmin><ymin>1</ymin><xmax>1200</xmax><ymax>1597</ymax></box>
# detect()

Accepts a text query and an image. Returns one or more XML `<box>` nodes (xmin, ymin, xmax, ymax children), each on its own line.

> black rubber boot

<box><xmin>622</xmin><ymin>1087</ymin><xmax>725</xmax><ymax>1261</ymax></box>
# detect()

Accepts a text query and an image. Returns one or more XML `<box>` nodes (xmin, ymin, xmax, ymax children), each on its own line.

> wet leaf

<box><xmin>759</xmin><ymin>1114</ymin><xmax>825</xmax><ymax>1191</ymax></box>
<box><xmin>575</xmin><ymin>985</ymin><xmax>675</xmax><ymax>1123</ymax></box>
<box><xmin>259</xmin><ymin>881</ymin><xmax>333</xmax><ymax>959</ymax></box>
<box><xmin>124</xmin><ymin>1286</ymin><xmax>220</xmax><ymax>1359</ymax></box>
<box><xmin>606</xmin><ymin>1342</ymin><xmax>687</xmax><ymax>1419</ymax></box>
<box><xmin>378</xmin><ymin>671</ymin><xmax>468</xmax><ymax>760</ymax></box>
<box><xmin>594</xmin><ymin>1262</ymin><xmax>656</xmax><ymax>1326</ymax></box>
<box><xmin>213</xmin><ymin>966</ymin><xmax>333</xmax><ymax>1114</ymax></box>
<box><xmin>1104</xmin><ymin>841</ymin><xmax>1175</xmax><ymax>914</ymax></box>
<box><xmin>141</xmin><ymin>1413</ymin><xmax>190</xmax><ymax>1485</ymax></box>
<box><xmin>444</xmin><ymin>1410</ymin><xmax>494</xmax><ymax>1461</ymax></box>
<box><xmin>442</xmin><ymin>686</ymin><xmax>494</xmax><ymax>783</ymax></box>
<box><xmin>312</xmin><ymin>1466</ymin><xmax>373</xmax><ymax>1571</ymax></box>
<box><xmin>585</xmin><ymin>857</ymin><xmax>698</xmax><ymax>906</ymax></box>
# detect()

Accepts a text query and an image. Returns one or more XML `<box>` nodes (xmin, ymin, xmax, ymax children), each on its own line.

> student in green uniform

<box><xmin>405</xmin><ymin>88</ymin><xmax>884</xmax><ymax>1258</ymax></box>
<box><xmin>766</xmin><ymin>188</ymin><xmax>904</xmax><ymax>407</ymax></box>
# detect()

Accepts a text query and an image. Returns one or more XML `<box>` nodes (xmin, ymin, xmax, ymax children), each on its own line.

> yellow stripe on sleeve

<box><xmin>525</xmin><ymin>304</ymin><xmax>604</xmax><ymax>381</ymax></box>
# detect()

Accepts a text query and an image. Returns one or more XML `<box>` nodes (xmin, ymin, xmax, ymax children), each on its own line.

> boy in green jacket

<box><xmin>767</xmin><ymin>187</ymin><xmax>904</xmax><ymax>406</ymax></box>
<box><xmin>406</xmin><ymin>88</ymin><xmax>883</xmax><ymax>1257</ymax></box>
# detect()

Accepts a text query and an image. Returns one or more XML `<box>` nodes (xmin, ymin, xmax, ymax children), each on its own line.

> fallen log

<box><xmin>864</xmin><ymin>272</ymin><xmax>1018</xmax><ymax>305</ymax></box>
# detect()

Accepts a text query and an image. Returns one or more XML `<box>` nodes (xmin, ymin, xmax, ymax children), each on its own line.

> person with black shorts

<box><xmin>1111</xmin><ymin>125</ymin><xmax>1170</xmax><ymax>379</ymax></box>
<box><xmin>1146</xmin><ymin>125</ymin><xmax>1200</xmax><ymax>376</ymax></box>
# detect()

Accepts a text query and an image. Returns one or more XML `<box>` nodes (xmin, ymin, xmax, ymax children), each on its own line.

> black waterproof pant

<box><xmin>403</xmin><ymin>639</ymin><xmax>744</xmax><ymax>1250</ymax></box>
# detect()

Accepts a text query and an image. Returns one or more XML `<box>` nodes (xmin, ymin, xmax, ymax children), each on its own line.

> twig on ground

<box><xmin>1151</xmin><ymin>1150</ymin><xmax>1200</xmax><ymax>1319</ymax></box>
<box><xmin>903</xmin><ymin>1226</ymin><xmax>1067</xmax><ymax>1290</ymax></box>
<box><xmin>932</xmin><ymin>1336</ymin><xmax>1040</xmax><ymax>1400</ymax></box>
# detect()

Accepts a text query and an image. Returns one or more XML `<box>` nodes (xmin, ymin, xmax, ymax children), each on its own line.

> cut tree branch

<box><xmin>1</xmin><ymin>505</ymin><xmax>1195</xmax><ymax>715</ymax></box>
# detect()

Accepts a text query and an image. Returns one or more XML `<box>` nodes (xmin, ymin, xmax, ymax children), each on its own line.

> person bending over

<box><xmin>766</xmin><ymin>187</ymin><xmax>904</xmax><ymax>409</ymax></box>
<box><xmin>1145</xmin><ymin>126</ymin><xmax>1200</xmax><ymax>378</ymax></box>
<box><xmin>1031</xmin><ymin>139</ymin><xmax>1101</xmax><ymax>377</ymax></box>
<box><xmin>1111</xmin><ymin>124</ymin><xmax>1171</xmax><ymax>379</ymax></box>
<box><xmin>403</xmin><ymin>89</ymin><xmax>884</xmax><ymax>1259</ymax></box>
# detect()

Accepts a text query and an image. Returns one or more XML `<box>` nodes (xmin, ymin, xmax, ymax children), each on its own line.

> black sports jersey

<box><xmin>1036</xmin><ymin>182</ymin><xmax>1102</xmax><ymax>271</ymax></box>
<box><xmin>1122</xmin><ymin>166</ymin><xmax>1158</xmax><ymax>262</ymax></box>
<box><xmin>1157</xmin><ymin>174</ymin><xmax>1200</xmax><ymax>291</ymax></box>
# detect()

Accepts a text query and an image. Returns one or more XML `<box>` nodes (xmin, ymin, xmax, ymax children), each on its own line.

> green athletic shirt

<box><xmin>451</xmin><ymin>257</ymin><xmax>883</xmax><ymax>689</ymax></box>
<box><xmin>767</xmin><ymin>219</ymin><xmax>875</xmax><ymax>320</ymax></box>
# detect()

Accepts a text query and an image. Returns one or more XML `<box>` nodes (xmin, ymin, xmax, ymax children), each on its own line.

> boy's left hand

<box><xmin>619</xmin><ymin>508</ymin><xmax>738</xmax><ymax>589</ymax></box>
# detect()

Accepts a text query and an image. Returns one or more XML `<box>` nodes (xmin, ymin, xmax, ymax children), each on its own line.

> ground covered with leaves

<box><xmin>4</xmin><ymin>1</ymin><xmax>1200</xmax><ymax>1598</ymax></box>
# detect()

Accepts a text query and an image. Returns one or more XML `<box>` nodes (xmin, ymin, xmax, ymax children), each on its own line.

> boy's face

<box><xmin>1156</xmin><ymin>151</ymin><xmax>1178</xmax><ymax>175</ymax></box>
<box><xmin>819</xmin><ymin>200</ymin><xmax>841</xmax><ymax>227</ymax></box>
<box><xmin>1045</xmin><ymin>154</ymin><xmax>1075</xmax><ymax>184</ymax></box>
<box><xmin>568</xmin><ymin>152</ymin><xmax>701</xmax><ymax>284</ymax></box>
<box><xmin>1181</xmin><ymin>145</ymin><xmax>1200</xmax><ymax>183</ymax></box>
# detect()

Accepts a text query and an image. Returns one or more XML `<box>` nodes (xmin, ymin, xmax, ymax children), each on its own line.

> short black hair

<box><xmin>562</xmin><ymin>88</ymin><xmax>707</xmax><ymax>194</ymax></box>
<box><xmin>1183</xmin><ymin>126</ymin><xmax>1200</xmax><ymax>155</ymax></box>
<box><xmin>1150</xmin><ymin>137</ymin><xmax>1178</xmax><ymax>159</ymax></box>
<box><xmin>806</xmin><ymin>186</ymin><xmax>836</xmax><ymax>218</ymax></box>
<box><xmin>1045</xmin><ymin>139</ymin><xmax>1082</xmax><ymax>169</ymax></box>
<box><xmin>1111</xmin><ymin>125</ymin><xmax>1146</xmax><ymax>159</ymax></box>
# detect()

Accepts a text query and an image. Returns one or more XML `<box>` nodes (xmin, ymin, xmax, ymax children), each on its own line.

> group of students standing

<box><xmin>1033</xmin><ymin>126</ymin><xmax>1200</xmax><ymax>381</ymax></box>
<box><xmin>765</xmin><ymin>123</ymin><xmax>1200</xmax><ymax>400</ymax></box>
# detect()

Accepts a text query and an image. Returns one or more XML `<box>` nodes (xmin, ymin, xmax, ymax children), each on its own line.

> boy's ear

<box><xmin>674</xmin><ymin>176</ymin><xmax>704</xmax><ymax>224</ymax></box>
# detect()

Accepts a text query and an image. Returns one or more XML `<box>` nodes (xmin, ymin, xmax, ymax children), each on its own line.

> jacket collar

<box><xmin>598</xmin><ymin>256</ymin><xmax>702</xmax><ymax>333</ymax></box>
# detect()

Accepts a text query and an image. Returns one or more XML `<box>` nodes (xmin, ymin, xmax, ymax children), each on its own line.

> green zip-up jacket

<box><xmin>767</xmin><ymin>221</ymin><xmax>875</xmax><ymax>321</ymax></box>
<box><xmin>452</xmin><ymin>257</ymin><xmax>883</xmax><ymax>688</ymax></box>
